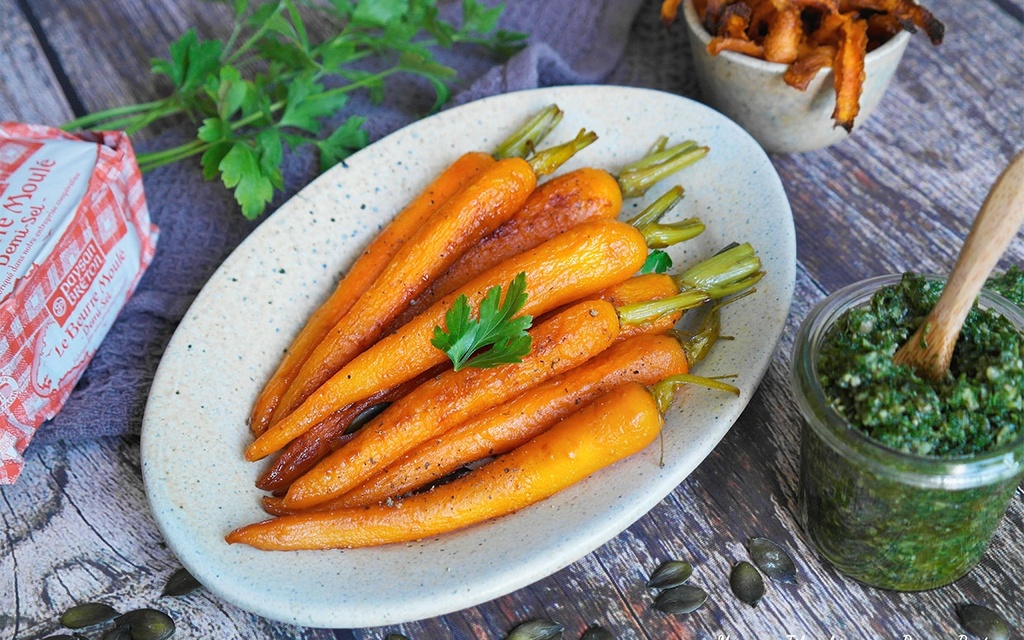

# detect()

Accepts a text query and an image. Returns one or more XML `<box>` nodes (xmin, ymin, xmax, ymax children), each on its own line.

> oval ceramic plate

<box><xmin>141</xmin><ymin>85</ymin><xmax>795</xmax><ymax>628</ymax></box>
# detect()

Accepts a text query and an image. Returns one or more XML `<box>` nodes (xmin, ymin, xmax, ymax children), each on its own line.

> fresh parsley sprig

<box><xmin>62</xmin><ymin>0</ymin><xmax>526</xmax><ymax>219</ymax></box>
<box><xmin>432</xmin><ymin>272</ymin><xmax>533</xmax><ymax>371</ymax></box>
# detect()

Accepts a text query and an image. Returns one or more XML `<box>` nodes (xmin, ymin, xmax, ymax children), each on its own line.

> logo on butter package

<box><xmin>0</xmin><ymin>122</ymin><xmax>158</xmax><ymax>483</ymax></box>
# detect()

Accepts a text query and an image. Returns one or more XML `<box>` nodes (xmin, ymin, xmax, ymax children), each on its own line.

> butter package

<box><xmin>0</xmin><ymin>123</ymin><xmax>158</xmax><ymax>483</ymax></box>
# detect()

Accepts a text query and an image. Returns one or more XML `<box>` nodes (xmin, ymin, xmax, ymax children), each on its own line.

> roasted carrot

<box><xmin>254</xmin><ymin>365</ymin><xmax>446</xmax><ymax>493</ymax></box>
<box><xmin>247</xmin><ymin>150</ymin><xmax>494</xmax><ymax>436</ymax></box>
<box><xmin>263</xmin><ymin>256</ymin><xmax>757</xmax><ymax>515</ymax></box>
<box><xmin>268</xmin><ymin>156</ymin><xmax>538</xmax><ymax>424</ymax></box>
<box><xmin>249</xmin><ymin>105</ymin><xmax>568</xmax><ymax>435</ymax></box>
<box><xmin>385</xmin><ymin>145</ymin><xmax>708</xmax><ymax>335</ymax></box>
<box><xmin>226</xmin><ymin>382</ymin><xmax>665</xmax><ymax>550</ymax></box>
<box><xmin>260</xmin><ymin>272</ymin><xmax>683</xmax><ymax>496</ymax></box>
<box><xmin>390</xmin><ymin>167</ymin><xmax>622</xmax><ymax>324</ymax></box>
<box><xmin>320</xmin><ymin>332</ymin><xmax>691</xmax><ymax>510</ymax></box>
<box><xmin>245</xmin><ymin>219</ymin><xmax>650</xmax><ymax>461</ymax></box>
<box><xmin>281</xmin><ymin>299</ymin><xmax>622</xmax><ymax>510</ymax></box>
<box><xmin>831</xmin><ymin>13</ymin><xmax>869</xmax><ymax>132</ymax></box>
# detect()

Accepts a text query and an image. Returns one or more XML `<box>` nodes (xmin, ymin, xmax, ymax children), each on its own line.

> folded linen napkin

<box><xmin>33</xmin><ymin>0</ymin><xmax>698</xmax><ymax>444</ymax></box>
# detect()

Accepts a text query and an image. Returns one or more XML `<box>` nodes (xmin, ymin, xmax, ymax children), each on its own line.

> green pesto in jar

<box><xmin>817</xmin><ymin>272</ymin><xmax>1024</xmax><ymax>457</ymax></box>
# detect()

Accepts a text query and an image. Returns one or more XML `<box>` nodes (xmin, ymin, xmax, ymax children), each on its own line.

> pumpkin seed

<box><xmin>385</xmin><ymin>634</ymin><xmax>410</xmax><ymax>640</ymax></box>
<box><xmin>652</xmin><ymin>584</ymin><xmax>708</xmax><ymax>615</ymax></box>
<box><xmin>646</xmin><ymin>560</ymin><xmax>693</xmax><ymax>589</ymax></box>
<box><xmin>101</xmin><ymin>625</ymin><xmax>133</xmax><ymax>640</ymax></box>
<box><xmin>729</xmin><ymin>561</ymin><xmax>765</xmax><ymax>607</ymax></box>
<box><xmin>162</xmin><ymin>567</ymin><xmax>203</xmax><ymax>597</ymax></box>
<box><xmin>747</xmin><ymin>537</ymin><xmax>797</xmax><ymax>584</ymax></box>
<box><xmin>506</xmin><ymin>618</ymin><xmax>564</xmax><ymax>640</ymax></box>
<box><xmin>956</xmin><ymin>603</ymin><xmax>1011</xmax><ymax>640</ymax></box>
<box><xmin>114</xmin><ymin>608</ymin><xmax>175</xmax><ymax>640</ymax></box>
<box><xmin>60</xmin><ymin>602</ymin><xmax>119</xmax><ymax>628</ymax></box>
<box><xmin>580</xmin><ymin>624</ymin><xmax>614</xmax><ymax>640</ymax></box>
<box><xmin>40</xmin><ymin>636</ymin><xmax>78</xmax><ymax>640</ymax></box>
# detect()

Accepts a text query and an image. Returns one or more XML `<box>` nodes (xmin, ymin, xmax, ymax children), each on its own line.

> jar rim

<box><xmin>791</xmin><ymin>273</ymin><xmax>1024</xmax><ymax>490</ymax></box>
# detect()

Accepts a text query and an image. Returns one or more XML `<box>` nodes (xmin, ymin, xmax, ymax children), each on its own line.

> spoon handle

<box><xmin>937</xmin><ymin>151</ymin><xmax>1024</xmax><ymax>335</ymax></box>
<box><xmin>895</xmin><ymin>150</ymin><xmax>1024</xmax><ymax>379</ymax></box>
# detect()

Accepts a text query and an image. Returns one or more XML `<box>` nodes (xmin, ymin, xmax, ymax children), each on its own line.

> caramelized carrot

<box><xmin>254</xmin><ymin>365</ymin><xmax>446</xmax><ymax>493</ymax></box>
<box><xmin>245</xmin><ymin>219</ymin><xmax>649</xmax><ymax>462</ymax></box>
<box><xmin>389</xmin><ymin>167</ymin><xmax>622</xmax><ymax>326</ymax></box>
<box><xmin>247</xmin><ymin>151</ymin><xmax>494</xmax><ymax>436</ymax></box>
<box><xmin>226</xmin><ymin>382</ymin><xmax>664</xmax><ymax>550</ymax></box>
<box><xmin>281</xmin><ymin>299</ymin><xmax>622</xmax><ymax>510</ymax></box>
<box><xmin>541</xmin><ymin>273</ymin><xmax>682</xmax><ymax>340</ymax></box>
<box><xmin>269</xmin><ymin>156</ymin><xmax>538</xmax><ymax>425</ymax></box>
<box><xmin>259</xmin><ymin>272</ymin><xmax>681</xmax><ymax>498</ymax></box>
<box><xmin>326</xmin><ymin>333</ymin><xmax>690</xmax><ymax>509</ymax></box>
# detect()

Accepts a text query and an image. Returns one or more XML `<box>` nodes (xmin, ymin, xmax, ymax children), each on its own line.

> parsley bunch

<box><xmin>63</xmin><ymin>0</ymin><xmax>525</xmax><ymax>219</ymax></box>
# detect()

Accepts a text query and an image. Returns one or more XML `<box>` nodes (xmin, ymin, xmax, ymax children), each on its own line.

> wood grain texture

<box><xmin>1</xmin><ymin>0</ymin><xmax>1022</xmax><ymax>638</ymax></box>
<box><xmin>0</xmin><ymin>2</ymin><xmax>73</xmax><ymax>124</ymax></box>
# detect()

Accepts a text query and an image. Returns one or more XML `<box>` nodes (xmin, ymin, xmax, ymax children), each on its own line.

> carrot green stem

<box><xmin>627</xmin><ymin>185</ymin><xmax>684</xmax><ymax>227</ymax></box>
<box><xmin>673</xmin><ymin>288</ymin><xmax>754</xmax><ymax>366</ymax></box>
<box><xmin>494</xmin><ymin>104</ymin><xmax>564</xmax><ymax>159</ymax></box>
<box><xmin>674</xmin><ymin>242</ymin><xmax>763</xmax><ymax>299</ymax></box>
<box><xmin>618</xmin><ymin>243</ymin><xmax>763</xmax><ymax>325</ymax></box>
<box><xmin>617</xmin><ymin>290</ymin><xmax>710</xmax><ymax>326</ymax></box>
<box><xmin>650</xmin><ymin>374</ymin><xmax>740</xmax><ymax>413</ymax></box>
<box><xmin>638</xmin><ymin>217</ymin><xmax>705</xmax><ymax>248</ymax></box>
<box><xmin>617</xmin><ymin>140</ymin><xmax>709</xmax><ymax>198</ymax></box>
<box><xmin>526</xmin><ymin>128</ymin><xmax>598</xmax><ymax>177</ymax></box>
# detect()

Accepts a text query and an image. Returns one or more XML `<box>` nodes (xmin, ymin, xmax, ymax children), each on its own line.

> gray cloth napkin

<box><xmin>34</xmin><ymin>0</ymin><xmax>699</xmax><ymax>444</ymax></box>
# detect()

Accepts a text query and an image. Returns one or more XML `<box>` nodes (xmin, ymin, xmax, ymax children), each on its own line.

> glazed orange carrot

<box><xmin>324</xmin><ymin>332</ymin><xmax>690</xmax><ymax>510</ymax></box>
<box><xmin>259</xmin><ymin>273</ymin><xmax>680</xmax><ymax>497</ymax></box>
<box><xmin>539</xmin><ymin>273</ymin><xmax>682</xmax><ymax>340</ymax></box>
<box><xmin>262</xmin><ymin>261</ymin><xmax>755</xmax><ymax>516</ymax></box>
<box><xmin>279</xmin><ymin>299</ymin><xmax>621</xmax><ymax>510</ymax></box>
<box><xmin>245</xmin><ymin>219</ymin><xmax>649</xmax><ymax>462</ymax></box>
<box><xmin>247</xmin><ymin>150</ymin><xmax>494</xmax><ymax>436</ymax></box>
<box><xmin>268</xmin><ymin>128</ymin><xmax>601</xmax><ymax>427</ymax></box>
<box><xmin>268</xmin><ymin>156</ymin><xmax>538</xmax><ymax>425</ymax></box>
<box><xmin>389</xmin><ymin>167</ymin><xmax>623</xmax><ymax>326</ymax></box>
<box><xmin>254</xmin><ymin>365</ymin><xmax>446</xmax><ymax>493</ymax></box>
<box><xmin>226</xmin><ymin>382</ymin><xmax>664</xmax><ymax>550</ymax></box>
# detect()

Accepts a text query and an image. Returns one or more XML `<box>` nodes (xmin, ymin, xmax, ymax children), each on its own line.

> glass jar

<box><xmin>791</xmin><ymin>274</ymin><xmax>1024</xmax><ymax>591</ymax></box>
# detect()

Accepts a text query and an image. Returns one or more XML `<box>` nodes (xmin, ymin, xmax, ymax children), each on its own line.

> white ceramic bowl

<box><xmin>682</xmin><ymin>0</ymin><xmax>910</xmax><ymax>154</ymax></box>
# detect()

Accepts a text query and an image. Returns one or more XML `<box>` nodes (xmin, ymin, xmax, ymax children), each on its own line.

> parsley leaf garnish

<box><xmin>640</xmin><ymin>249</ymin><xmax>673</xmax><ymax>274</ymax></box>
<box><xmin>432</xmin><ymin>272</ymin><xmax>533</xmax><ymax>371</ymax></box>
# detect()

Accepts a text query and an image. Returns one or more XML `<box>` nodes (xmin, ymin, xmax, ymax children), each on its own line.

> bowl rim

<box><xmin>681</xmin><ymin>0</ymin><xmax>913</xmax><ymax>73</ymax></box>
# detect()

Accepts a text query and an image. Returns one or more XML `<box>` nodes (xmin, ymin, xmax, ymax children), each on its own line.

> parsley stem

<box><xmin>62</xmin><ymin>98</ymin><xmax>170</xmax><ymax>132</ymax></box>
<box><xmin>136</xmin><ymin>139</ymin><xmax>210</xmax><ymax>172</ymax></box>
<box><xmin>224</xmin><ymin>1</ymin><xmax>287</xmax><ymax>65</ymax></box>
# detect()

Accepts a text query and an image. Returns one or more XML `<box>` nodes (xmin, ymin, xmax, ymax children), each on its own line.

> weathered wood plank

<box><xmin>0</xmin><ymin>2</ymin><xmax>74</xmax><ymax>124</ymax></box>
<box><xmin>19</xmin><ymin>0</ymin><xmax>235</xmax><ymax>130</ymax></box>
<box><xmin>1</xmin><ymin>0</ymin><xmax>1022</xmax><ymax>638</ymax></box>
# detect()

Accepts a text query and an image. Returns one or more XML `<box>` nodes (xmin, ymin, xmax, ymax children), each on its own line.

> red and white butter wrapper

<box><xmin>0</xmin><ymin>123</ymin><xmax>158</xmax><ymax>483</ymax></box>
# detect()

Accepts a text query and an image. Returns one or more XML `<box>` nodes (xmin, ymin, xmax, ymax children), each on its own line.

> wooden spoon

<box><xmin>893</xmin><ymin>150</ymin><xmax>1024</xmax><ymax>381</ymax></box>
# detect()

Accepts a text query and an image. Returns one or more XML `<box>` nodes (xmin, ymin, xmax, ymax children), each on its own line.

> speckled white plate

<box><xmin>141</xmin><ymin>85</ymin><xmax>795</xmax><ymax>629</ymax></box>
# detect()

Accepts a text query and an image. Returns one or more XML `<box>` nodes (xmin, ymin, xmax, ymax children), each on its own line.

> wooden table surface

<box><xmin>2</xmin><ymin>1</ymin><xmax>1022</xmax><ymax>639</ymax></box>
